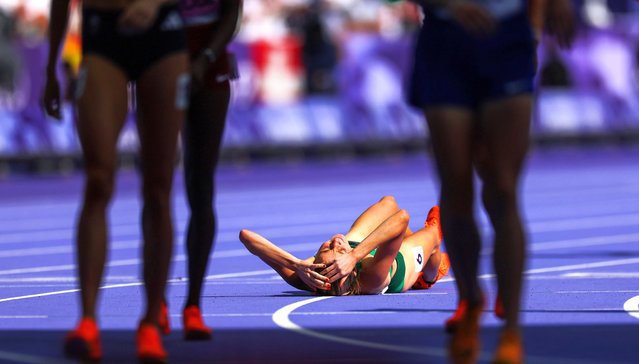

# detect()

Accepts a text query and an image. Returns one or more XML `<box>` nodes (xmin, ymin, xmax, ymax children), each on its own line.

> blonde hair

<box><xmin>313</xmin><ymin>264</ymin><xmax>360</xmax><ymax>296</ymax></box>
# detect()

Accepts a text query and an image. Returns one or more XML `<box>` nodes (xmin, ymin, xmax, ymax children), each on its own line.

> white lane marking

<box><xmin>1</xmin><ymin>225</ymin><xmax>637</xmax><ymax>277</ymax></box>
<box><xmin>562</xmin><ymin>272</ymin><xmax>639</xmax><ymax>279</ymax></box>
<box><xmin>623</xmin><ymin>295</ymin><xmax>639</xmax><ymax>320</ymax></box>
<box><xmin>0</xmin><ymin>350</ymin><xmax>65</xmax><ymax>364</ymax></box>
<box><xmin>528</xmin><ymin>213</ymin><xmax>639</xmax><ymax>233</ymax></box>
<box><xmin>0</xmin><ymin>240</ymin><xmax>139</xmax><ymax>258</ymax></box>
<box><xmin>530</xmin><ymin>233</ymin><xmax>639</xmax><ymax>251</ymax></box>
<box><xmin>272</xmin><ymin>296</ymin><xmax>450</xmax><ymax>357</ymax></box>
<box><xmin>0</xmin><ymin>242</ymin><xmax>321</xmax><ymax>274</ymax></box>
<box><xmin>0</xmin><ymin>212</ymin><xmax>639</xmax><ymax>258</ymax></box>
<box><xmin>203</xmin><ymin>270</ymin><xmax>273</xmax><ymax>280</ymax></box>
<box><xmin>524</xmin><ymin>258</ymin><xmax>639</xmax><ymax>275</ymax></box>
<box><xmin>0</xmin><ymin>315</ymin><xmax>47</xmax><ymax>319</ymax></box>
<box><xmin>556</xmin><ymin>290</ymin><xmax>639</xmax><ymax>294</ymax></box>
<box><xmin>0</xmin><ymin>270</ymin><xmax>274</xmax><ymax>303</ymax></box>
<box><xmin>177</xmin><ymin>311</ymin><xmax>402</xmax><ymax>318</ymax></box>
<box><xmin>0</xmin><ymin>276</ymin><xmax>137</xmax><ymax>283</ymax></box>
<box><xmin>272</xmin><ymin>296</ymin><xmax>617</xmax><ymax>364</ymax></box>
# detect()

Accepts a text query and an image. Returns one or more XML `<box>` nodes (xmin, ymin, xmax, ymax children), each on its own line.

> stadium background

<box><xmin>0</xmin><ymin>0</ymin><xmax>638</xmax><ymax>173</ymax></box>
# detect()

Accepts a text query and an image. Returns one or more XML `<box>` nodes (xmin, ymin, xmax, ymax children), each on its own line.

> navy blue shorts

<box><xmin>82</xmin><ymin>4</ymin><xmax>186</xmax><ymax>81</ymax></box>
<box><xmin>409</xmin><ymin>11</ymin><xmax>535</xmax><ymax>110</ymax></box>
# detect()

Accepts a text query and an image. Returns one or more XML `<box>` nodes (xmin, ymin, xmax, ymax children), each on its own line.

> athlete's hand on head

<box><xmin>118</xmin><ymin>0</ymin><xmax>161</xmax><ymax>33</ymax></box>
<box><xmin>43</xmin><ymin>69</ymin><xmax>62</xmax><ymax>121</ymax></box>
<box><xmin>294</xmin><ymin>260</ymin><xmax>330</xmax><ymax>291</ymax></box>
<box><xmin>545</xmin><ymin>0</ymin><xmax>576</xmax><ymax>49</ymax></box>
<box><xmin>321</xmin><ymin>252</ymin><xmax>358</xmax><ymax>283</ymax></box>
<box><xmin>448</xmin><ymin>0</ymin><xmax>496</xmax><ymax>37</ymax></box>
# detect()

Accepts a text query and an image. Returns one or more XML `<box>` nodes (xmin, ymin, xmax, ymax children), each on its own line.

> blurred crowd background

<box><xmin>0</xmin><ymin>0</ymin><xmax>638</xmax><ymax>169</ymax></box>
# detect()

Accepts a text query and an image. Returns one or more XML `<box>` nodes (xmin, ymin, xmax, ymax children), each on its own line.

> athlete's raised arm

<box><xmin>321</xmin><ymin>209</ymin><xmax>409</xmax><ymax>289</ymax></box>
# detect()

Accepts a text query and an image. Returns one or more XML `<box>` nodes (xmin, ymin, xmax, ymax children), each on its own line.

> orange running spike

<box><xmin>425</xmin><ymin>206</ymin><xmax>443</xmax><ymax>241</ymax></box>
<box><xmin>64</xmin><ymin>317</ymin><xmax>102</xmax><ymax>362</ymax></box>
<box><xmin>137</xmin><ymin>323</ymin><xmax>167</xmax><ymax>363</ymax></box>
<box><xmin>448</xmin><ymin>302</ymin><xmax>483</xmax><ymax>364</ymax></box>
<box><xmin>492</xmin><ymin>329</ymin><xmax>524</xmax><ymax>364</ymax></box>
<box><xmin>183</xmin><ymin>305</ymin><xmax>212</xmax><ymax>341</ymax></box>
<box><xmin>445</xmin><ymin>299</ymin><xmax>468</xmax><ymax>334</ymax></box>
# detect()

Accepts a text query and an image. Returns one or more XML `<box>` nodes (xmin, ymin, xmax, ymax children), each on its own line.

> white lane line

<box><xmin>623</xmin><ymin>295</ymin><xmax>639</xmax><ymax>320</ymax></box>
<box><xmin>270</xmin><ymin>258</ymin><xmax>639</xmax><ymax>362</ymax></box>
<box><xmin>0</xmin><ymin>242</ymin><xmax>321</xmax><ymax>275</ymax></box>
<box><xmin>556</xmin><ymin>290</ymin><xmax>639</xmax><ymax>294</ymax></box>
<box><xmin>272</xmin><ymin>296</ymin><xmax>450</xmax><ymax>357</ymax></box>
<box><xmin>524</xmin><ymin>258</ymin><xmax>639</xmax><ymax>275</ymax></box>
<box><xmin>0</xmin><ymin>315</ymin><xmax>47</xmax><ymax>319</ymax></box>
<box><xmin>527</xmin><ymin>213</ymin><xmax>639</xmax><ymax>233</ymax></box>
<box><xmin>271</xmin><ymin>297</ymin><xmax>618</xmax><ymax>364</ymax></box>
<box><xmin>0</xmin><ymin>270</ymin><xmax>274</xmax><ymax>303</ymax></box>
<box><xmin>0</xmin><ymin>276</ymin><xmax>137</xmax><ymax>283</ymax></box>
<box><xmin>1</xmin><ymin>224</ymin><xmax>637</xmax><ymax>267</ymax></box>
<box><xmin>562</xmin><ymin>272</ymin><xmax>639</xmax><ymax>279</ymax></box>
<box><xmin>0</xmin><ymin>240</ymin><xmax>139</xmax><ymax>258</ymax></box>
<box><xmin>0</xmin><ymin>350</ymin><xmax>65</xmax><ymax>364</ymax></box>
<box><xmin>176</xmin><ymin>311</ymin><xmax>402</xmax><ymax>318</ymax></box>
<box><xmin>530</xmin><ymin>233</ymin><xmax>639</xmax><ymax>251</ymax></box>
<box><xmin>2</xmin><ymin>209</ymin><xmax>639</xmax><ymax>248</ymax></box>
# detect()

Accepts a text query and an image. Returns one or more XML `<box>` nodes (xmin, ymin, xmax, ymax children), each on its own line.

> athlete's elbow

<box><xmin>396</xmin><ymin>209</ymin><xmax>410</xmax><ymax>230</ymax></box>
<box><xmin>239</xmin><ymin>229</ymin><xmax>251</xmax><ymax>246</ymax></box>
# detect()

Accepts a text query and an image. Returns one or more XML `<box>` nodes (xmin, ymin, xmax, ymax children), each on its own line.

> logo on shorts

<box><xmin>504</xmin><ymin>79</ymin><xmax>531</xmax><ymax>95</ymax></box>
<box><xmin>417</xmin><ymin>254</ymin><xmax>423</xmax><ymax>265</ymax></box>
<box><xmin>88</xmin><ymin>15</ymin><xmax>100</xmax><ymax>34</ymax></box>
<box><xmin>160</xmin><ymin>11</ymin><xmax>184</xmax><ymax>31</ymax></box>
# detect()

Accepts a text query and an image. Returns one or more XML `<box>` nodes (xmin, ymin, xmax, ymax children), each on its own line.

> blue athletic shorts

<box><xmin>408</xmin><ymin>10</ymin><xmax>535</xmax><ymax>110</ymax></box>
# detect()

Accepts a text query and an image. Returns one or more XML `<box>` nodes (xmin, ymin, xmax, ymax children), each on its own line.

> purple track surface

<box><xmin>1</xmin><ymin>146</ymin><xmax>638</xmax><ymax>364</ymax></box>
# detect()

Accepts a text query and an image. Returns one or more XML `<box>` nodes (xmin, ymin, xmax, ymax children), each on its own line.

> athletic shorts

<box><xmin>186</xmin><ymin>23</ymin><xmax>239</xmax><ymax>89</ymax></box>
<box><xmin>81</xmin><ymin>3</ymin><xmax>187</xmax><ymax>80</ymax></box>
<box><xmin>409</xmin><ymin>10</ymin><xmax>535</xmax><ymax>110</ymax></box>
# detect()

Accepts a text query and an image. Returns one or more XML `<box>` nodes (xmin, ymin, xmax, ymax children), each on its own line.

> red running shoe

<box><xmin>494</xmin><ymin>293</ymin><xmax>506</xmax><ymax>320</ymax></box>
<box><xmin>137</xmin><ymin>323</ymin><xmax>167</xmax><ymax>364</ymax></box>
<box><xmin>445</xmin><ymin>299</ymin><xmax>467</xmax><ymax>334</ymax></box>
<box><xmin>183</xmin><ymin>305</ymin><xmax>212</xmax><ymax>341</ymax></box>
<box><xmin>64</xmin><ymin>317</ymin><xmax>102</xmax><ymax>362</ymax></box>
<box><xmin>425</xmin><ymin>206</ymin><xmax>443</xmax><ymax>241</ymax></box>
<box><xmin>158</xmin><ymin>301</ymin><xmax>170</xmax><ymax>336</ymax></box>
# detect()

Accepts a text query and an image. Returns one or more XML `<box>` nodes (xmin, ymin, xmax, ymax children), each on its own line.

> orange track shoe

<box><xmin>425</xmin><ymin>206</ymin><xmax>443</xmax><ymax>241</ymax></box>
<box><xmin>64</xmin><ymin>317</ymin><xmax>102</xmax><ymax>362</ymax></box>
<box><xmin>183</xmin><ymin>305</ymin><xmax>212</xmax><ymax>341</ymax></box>
<box><xmin>492</xmin><ymin>329</ymin><xmax>524</xmax><ymax>364</ymax></box>
<box><xmin>158</xmin><ymin>301</ymin><xmax>171</xmax><ymax>336</ymax></box>
<box><xmin>412</xmin><ymin>252</ymin><xmax>450</xmax><ymax>289</ymax></box>
<box><xmin>448</xmin><ymin>302</ymin><xmax>483</xmax><ymax>364</ymax></box>
<box><xmin>137</xmin><ymin>323</ymin><xmax>167</xmax><ymax>364</ymax></box>
<box><xmin>445</xmin><ymin>299</ymin><xmax>467</xmax><ymax>333</ymax></box>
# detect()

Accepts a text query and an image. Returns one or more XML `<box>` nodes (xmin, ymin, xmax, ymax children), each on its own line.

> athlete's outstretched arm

<box><xmin>239</xmin><ymin>230</ymin><xmax>330</xmax><ymax>292</ymax></box>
